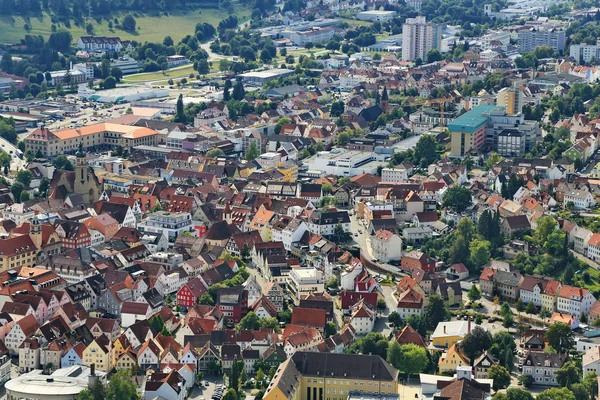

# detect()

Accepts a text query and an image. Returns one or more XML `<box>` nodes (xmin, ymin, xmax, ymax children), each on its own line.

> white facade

<box><xmin>371</xmin><ymin>232</ymin><xmax>403</xmax><ymax>262</ymax></box>
<box><xmin>564</xmin><ymin>191</ymin><xmax>596</xmax><ymax>209</ymax></box>
<box><xmin>138</xmin><ymin>211</ymin><xmax>197</xmax><ymax>243</ymax></box>
<box><xmin>288</xmin><ymin>268</ymin><xmax>324</xmax><ymax>303</ymax></box>
<box><xmin>556</xmin><ymin>288</ymin><xmax>596</xmax><ymax>317</ymax></box>
<box><xmin>402</xmin><ymin>17</ymin><xmax>442</xmax><ymax>61</ymax></box>
<box><xmin>381</xmin><ymin>167</ymin><xmax>409</xmax><ymax>183</ymax></box>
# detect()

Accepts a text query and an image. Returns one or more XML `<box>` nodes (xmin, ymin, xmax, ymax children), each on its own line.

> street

<box><xmin>0</xmin><ymin>136</ymin><xmax>26</xmax><ymax>173</ymax></box>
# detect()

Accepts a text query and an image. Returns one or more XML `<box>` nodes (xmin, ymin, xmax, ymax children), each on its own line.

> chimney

<box><xmin>467</xmin><ymin>317</ymin><xmax>471</xmax><ymax>333</ymax></box>
<box><xmin>443</xmin><ymin>325</ymin><xmax>446</xmax><ymax>334</ymax></box>
<box><xmin>90</xmin><ymin>363</ymin><xmax>95</xmax><ymax>376</ymax></box>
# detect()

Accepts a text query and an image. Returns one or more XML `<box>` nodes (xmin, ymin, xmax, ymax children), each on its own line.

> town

<box><xmin>1</xmin><ymin>0</ymin><xmax>600</xmax><ymax>400</ymax></box>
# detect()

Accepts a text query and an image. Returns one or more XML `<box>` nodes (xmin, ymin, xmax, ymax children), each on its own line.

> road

<box><xmin>571</xmin><ymin>249</ymin><xmax>600</xmax><ymax>270</ymax></box>
<box><xmin>0</xmin><ymin>136</ymin><xmax>26</xmax><ymax>173</ymax></box>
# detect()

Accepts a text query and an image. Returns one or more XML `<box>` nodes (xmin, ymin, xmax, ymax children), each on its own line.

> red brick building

<box><xmin>176</xmin><ymin>277</ymin><xmax>207</xmax><ymax>308</ymax></box>
<box><xmin>401</xmin><ymin>250</ymin><xmax>436</xmax><ymax>272</ymax></box>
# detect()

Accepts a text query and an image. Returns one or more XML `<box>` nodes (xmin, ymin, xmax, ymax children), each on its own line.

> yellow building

<box><xmin>277</xmin><ymin>163</ymin><xmax>298</xmax><ymax>182</ymax></box>
<box><xmin>115</xmin><ymin>349</ymin><xmax>138</xmax><ymax>371</ymax></box>
<box><xmin>438</xmin><ymin>343</ymin><xmax>470</xmax><ymax>373</ymax></box>
<box><xmin>263</xmin><ymin>352</ymin><xmax>398</xmax><ymax>400</ymax></box>
<box><xmin>430</xmin><ymin>320</ymin><xmax>482</xmax><ymax>351</ymax></box>
<box><xmin>82</xmin><ymin>336</ymin><xmax>112</xmax><ymax>372</ymax></box>
<box><xmin>496</xmin><ymin>86</ymin><xmax>522</xmax><ymax>115</ymax></box>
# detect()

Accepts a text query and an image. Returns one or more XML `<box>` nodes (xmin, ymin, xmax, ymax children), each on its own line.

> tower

<box><xmin>76</xmin><ymin>143</ymin><xmax>87</xmax><ymax>184</ymax></box>
<box><xmin>30</xmin><ymin>215</ymin><xmax>42</xmax><ymax>250</ymax></box>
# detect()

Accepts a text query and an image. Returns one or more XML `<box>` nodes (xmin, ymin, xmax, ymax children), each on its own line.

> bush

<box><xmin>518</xmin><ymin>374</ymin><xmax>534</xmax><ymax>388</ymax></box>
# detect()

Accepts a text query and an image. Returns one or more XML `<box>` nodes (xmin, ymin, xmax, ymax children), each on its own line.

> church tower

<box><xmin>29</xmin><ymin>215</ymin><xmax>42</xmax><ymax>250</ymax></box>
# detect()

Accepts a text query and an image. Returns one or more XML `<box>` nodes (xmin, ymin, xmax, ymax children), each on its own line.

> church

<box><xmin>49</xmin><ymin>145</ymin><xmax>102</xmax><ymax>204</ymax></box>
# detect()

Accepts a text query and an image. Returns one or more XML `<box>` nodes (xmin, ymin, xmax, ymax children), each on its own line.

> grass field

<box><xmin>0</xmin><ymin>7</ymin><xmax>251</xmax><ymax>45</ymax></box>
<box><xmin>122</xmin><ymin>64</ymin><xmax>198</xmax><ymax>83</ymax></box>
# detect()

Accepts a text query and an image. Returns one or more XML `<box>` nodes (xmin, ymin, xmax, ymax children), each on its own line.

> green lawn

<box><xmin>122</xmin><ymin>64</ymin><xmax>198</xmax><ymax>83</ymax></box>
<box><xmin>0</xmin><ymin>7</ymin><xmax>251</xmax><ymax>45</ymax></box>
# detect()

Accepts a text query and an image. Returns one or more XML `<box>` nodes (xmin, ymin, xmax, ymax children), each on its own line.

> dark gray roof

<box><xmin>493</xmin><ymin>270</ymin><xmax>522</xmax><ymax>287</ymax></box>
<box><xmin>290</xmin><ymin>352</ymin><xmax>398</xmax><ymax>381</ymax></box>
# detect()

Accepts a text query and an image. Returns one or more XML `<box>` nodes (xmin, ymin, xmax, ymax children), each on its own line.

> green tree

<box><xmin>461</xmin><ymin>326</ymin><xmax>491</xmax><ymax>361</ymax></box>
<box><xmin>516</xmin><ymin>298</ymin><xmax>525</xmax><ymax>313</ymax></box>
<box><xmin>325</xmin><ymin>322</ymin><xmax>337</xmax><ymax>338</ymax></box>
<box><xmin>546</xmin><ymin>322</ymin><xmax>574</xmax><ymax>353</ymax></box>
<box><xmin>426</xmin><ymin>49</ymin><xmax>443</xmax><ymax>63</ymax></box>
<box><xmin>232</xmin><ymin>80</ymin><xmax>245</xmax><ymax>100</ymax></box>
<box><xmin>222</xmin><ymin>389</ymin><xmax>238</xmax><ymax>400</ymax></box>
<box><xmin>468</xmin><ymin>285</ymin><xmax>481</xmax><ymax>303</ymax></box>
<box><xmin>388</xmin><ymin>311</ymin><xmax>402</xmax><ymax>326</ymax></box>
<box><xmin>103</xmin><ymin>76</ymin><xmax>117</xmax><ymax>89</ymax></box>
<box><xmin>424</xmin><ymin>294</ymin><xmax>448</xmax><ymax>329</ymax></box>
<box><xmin>413</xmin><ymin>134</ymin><xmax>440</xmax><ymax>165</ymax></box>
<box><xmin>386</xmin><ymin>340</ymin><xmax>403</xmax><ymax>370</ymax></box>
<box><xmin>11</xmin><ymin>182</ymin><xmax>24</xmax><ymax>202</ymax></box>
<box><xmin>442</xmin><ymin>186</ymin><xmax>473</xmax><ymax>213</ymax></box>
<box><xmin>331</xmin><ymin>101</ymin><xmax>345</xmax><ymax>117</ymax></box>
<box><xmin>237</xmin><ymin>311</ymin><xmax>260</xmax><ymax>330</ymax></box>
<box><xmin>122</xmin><ymin>14</ymin><xmax>137</xmax><ymax>31</ymax></box>
<box><xmin>206</xmin><ymin>148</ymin><xmax>225</xmax><ymax>158</ymax></box>
<box><xmin>175</xmin><ymin>94</ymin><xmax>184</xmax><ymax>122</ymax></box>
<box><xmin>400</xmin><ymin>343</ymin><xmax>428</xmax><ymax>383</ymax></box>
<box><xmin>555</xmin><ymin>361</ymin><xmax>581</xmax><ymax>387</ymax></box>
<box><xmin>486</xmin><ymin>152</ymin><xmax>503</xmax><ymax>169</ymax></box>
<box><xmin>245</xmin><ymin>142</ymin><xmax>260</xmax><ymax>161</ymax></box>
<box><xmin>150</xmin><ymin>315</ymin><xmax>165</xmax><ymax>333</ymax></box>
<box><xmin>583</xmin><ymin>372</ymin><xmax>598</xmax><ymax>399</ymax></box>
<box><xmin>536</xmin><ymin>387</ymin><xmax>576</xmax><ymax>400</ymax></box>
<box><xmin>20</xmin><ymin>191</ymin><xmax>30</xmax><ymax>202</ymax></box>
<box><xmin>469</xmin><ymin>239</ymin><xmax>491</xmax><ymax>268</ymax></box>
<box><xmin>488</xmin><ymin>364</ymin><xmax>511</xmax><ymax>391</ymax></box>
<box><xmin>525</xmin><ymin>301</ymin><xmax>536</xmax><ymax>315</ymax></box>
<box><xmin>106</xmin><ymin>370</ymin><xmax>138</xmax><ymax>400</ymax></box>
<box><xmin>518</xmin><ymin>375</ymin><xmax>534</xmax><ymax>389</ymax></box>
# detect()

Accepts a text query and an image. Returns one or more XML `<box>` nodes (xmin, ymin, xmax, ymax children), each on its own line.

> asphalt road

<box><xmin>0</xmin><ymin>136</ymin><xmax>26</xmax><ymax>173</ymax></box>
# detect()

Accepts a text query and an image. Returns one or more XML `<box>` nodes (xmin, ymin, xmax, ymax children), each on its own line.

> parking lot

<box><xmin>188</xmin><ymin>378</ymin><xmax>225</xmax><ymax>400</ymax></box>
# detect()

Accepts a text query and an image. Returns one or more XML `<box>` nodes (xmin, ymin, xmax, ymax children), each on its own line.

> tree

<box><xmin>555</xmin><ymin>361</ymin><xmax>581</xmax><ymax>387</ymax></box>
<box><xmin>525</xmin><ymin>301</ymin><xmax>536</xmax><ymax>315</ymax></box>
<box><xmin>196</xmin><ymin>59</ymin><xmax>210</xmax><ymax>75</ymax></box>
<box><xmin>232</xmin><ymin>81</ymin><xmax>245</xmax><ymax>101</ymax></box>
<box><xmin>237</xmin><ymin>311</ymin><xmax>260</xmax><ymax>330</ymax></box>
<box><xmin>386</xmin><ymin>340</ymin><xmax>403</xmax><ymax>370</ymax></box>
<box><xmin>546</xmin><ymin>322</ymin><xmax>574</xmax><ymax>353</ymax></box>
<box><xmin>494</xmin><ymin>388</ymin><xmax>534</xmax><ymax>400</ymax></box>
<box><xmin>48</xmin><ymin>30</ymin><xmax>73</xmax><ymax>53</ymax></box>
<box><xmin>103</xmin><ymin>76</ymin><xmax>117</xmax><ymax>89</ymax></box>
<box><xmin>0</xmin><ymin>52</ymin><xmax>14</xmax><ymax>73</ymax></box>
<box><xmin>11</xmin><ymin>182</ymin><xmax>24</xmax><ymax>202</ymax></box>
<box><xmin>442</xmin><ymin>186</ymin><xmax>473</xmax><ymax>213</ymax></box>
<box><xmin>488</xmin><ymin>364</ymin><xmax>511</xmax><ymax>391</ymax></box>
<box><xmin>150</xmin><ymin>315</ymin><xmax>166</xmax><ymax>333</ymax></box>
<box><xmin>461</xmin><ymin>326</ymin><xmax>492</xmax><ymax>360</ymax></box>
<box><xmin>0</xmin><ymin>152</ymin><xmax>10</xmax><ymax>173</ymax></box>
<box><xmin>486</xmin><ymin>152</ymin><xmax>503</xmax><ymax>169</ymax></box>
<box><xmin>426</xmin><ymin>49</ymin><xmax>443</xmax><ymax>63</ymax></box>
<box><xmin>325</xmin><ymin>322</ymin><xmax>337</xmax><ymax>338</ymax></box>
<box><xmin>583</xmin><ymin>372</ymin><xmax>598</xmax><ymax>399</ymax></box>
<box><xmin>413</xmin><ymin>134</ymin><xmax>439</xmax><ymax>166</ymax></box>
<box><xmin>536</xmin><ymin>388</ymin><xmax>576</xmax><ymax>400</ymax></box>
<box><xmin>469</xmin><ymin>239</ymin><xmax>491</xmax><ymax>268</ymax></box>
<box><xmin>0</xmin><ymin>119</ymin><xmax>17</xmax><ymax>143</ymax></box>
<box><xmin>468</xmin><ymin>285</ymin><xmax>481</xmax><ymax>303</ymax></box>
<box><xmin>330</xmin><ymin>101</ymin><xmax>345</xmax><ymax>117</ymax></box>
<box><xmin>222</xmin><ymin>389</ymin><xmax>238</xmax><ymax>400</ymax></box>
<box><xmin>105</xmin><ymin>370</ymin><xmax>138</xmax><ymax>400</ymax></box>
<box><xmin>424</xmin><ymin>295</ymin><xmax>448</xmax><ymax>329</ymax></box>
<box><xmin>163</xmin><ymin>36</ymin><xmax>174</xmax><ymax>46</ymax></box>
<box><xmin>388</xmin><ymin>311</ymin><xmax>402</xmax><ymax>326</ymax></box>
<box><xmin>122</xmin><ymin>14</ymin><xmax>137</xmax><ymax>31</ymax></box>
<box><xmin>400</xmin><ymin>343</ymin><xmax>428</xmax><ymax>383</ymax></box>
<box><xmin>516</xmin><ymin>298</ymin><xmax>525</xmax><ymax>314</ymax></box>
<box><xmin>20</xmin><ymin>191</ymin><xmax>30</xmax><ymax>202</ymax></box>
<box><xmin>245</xmin><ymin>142</ymin><xmax>259</xmax><ymax>162</ymax></box>
<box><xmin>175</xmin><ymin>94</ymin><xmax>184</xmax><ymax>123</ymax></box>
<box><xmin>206</xmin><ymin>148</ymin><xmax>225</xmax><ymax>158</ymax></box>
<box><xmin>518</xmin><ymin>374</ymin><xmax>534</xmax><ymax>389</ymax></box>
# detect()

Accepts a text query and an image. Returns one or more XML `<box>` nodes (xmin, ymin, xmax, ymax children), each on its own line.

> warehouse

<box><xmin>238</xmin><ymin>68</ymin><xmax>295</xmax><ymax>85</ymax></box>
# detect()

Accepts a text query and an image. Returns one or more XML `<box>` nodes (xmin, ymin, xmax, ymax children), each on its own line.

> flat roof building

<box><xmin>239</xmin><ymin>68</ymin><xmax>295</xmax><ymax>85</ymax></box>
<box><xmin>357</xmin><ymin>10</ymin><xmax>397</xmax><ymax>21</ymax></box>
<box><xmin>448</xmin><ymin>104</ymin><xmax>505</xmax><ymax>157</ymax></box>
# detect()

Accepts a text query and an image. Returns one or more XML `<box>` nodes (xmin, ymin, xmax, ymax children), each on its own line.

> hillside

<box><xmin>0</xmin><ymin>7</ymin><xmax>251</xmax><ymax>45</ymax></box>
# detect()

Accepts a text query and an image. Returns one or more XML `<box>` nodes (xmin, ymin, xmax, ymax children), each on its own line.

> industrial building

<box><xmin>238</xmin><ymin>68</ymin><xmax>295</xmax><ymax>85</ymax></box>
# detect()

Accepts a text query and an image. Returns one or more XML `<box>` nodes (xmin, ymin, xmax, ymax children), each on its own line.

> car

<box><xmin>204</xmin><ymin>382</ymin><xmax>210</xmax><ymax>387</ymax></box>
<box><xmin>353</xmin><ymin>232</ymin><xmax>358</xmax><ymax>237</ymax></box>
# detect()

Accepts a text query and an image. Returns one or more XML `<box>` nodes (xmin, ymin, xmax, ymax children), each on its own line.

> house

<box><xmin>5</xmin><ymin>314</ymin><xmax>39</xmax><ymax>354</ymax></box>
<box><xmin>252</xmin><ymin>296</ymin><xmax>278</xmax><ymax>319</ymax></box>
<box><xmin>265</xmin><ymin>282</ymin><xmax>286</xmax><ymax>313</ymax></box>
<box><xmin>138</xmin><ymin>338</ymin><xmax>162</xmax><ymax>372</ymax></box>
<box><xmin>395</xmin><ymin>324</ymin><xmax>426</xmax><ymax>347</ymax></box>
<box><xmin>430</xmin><ymin>320</ymin><xmax>481</xmax><ymax>351</ymax></box>
<box><xmin>396</xmin><ymin>288</ymin><xmax>424</xmax><ymax>320</ymax></box>
<box><xmin>120</xmin><ymin>302</ymin><xmax>152</xmax><ymax>328</ymax></box>
<box><xmin>501</xmin><ymin>215</ymin><xmax>531</xmax><ymax>236</ymax></box>
<box><xmin>556</xmin><ymin>285</ymin><xmax>596</xmax><ymax>317</ymax></box>
<box><xmin>349</xmin><ymin>298</ymin><xmax>376</xmax><ymax>335</ymax></box>
<box><xmin>519</xmin><ymin>276</ymin><xmax>560</xmax><ymax>308</ymax></box>
<box><xmin>401</xmin><ymin>250</ymin><xmax>436</xmax><ymax>272</ymax></box>
<box><xmin>371</xmin><ymin>229</ymin><xmax>402</xmax><ymax>262</ymax></box>
<box><xmin>564</xmin><ymin>190</ymin><xmax>596</xmax><ymax>209</ymax></box>
<box><xmin>445</xmin><ymin>263</ymin><xmax>469</xmax><ymax>280</ymax></box>
<box><xmin>61</xmin><ymin>342</ymin><xmax>85</xmax><ymax>368</ymax></box>
<box><xmin>522</xmin><ymin>352</ymin><xmax>568</xmax><ymax>386</ymax></box>
<box><xmin>492</xmin><ymin>270</ymin><xmax>523</xmax><ymax>302</ymax></box>
<box><xmin>176</xmin><ymin>277</ymin><xmax>208</xmax><ymax>308</ymax></box>
<box><xmin>583</xmin><ymin>347</ymin><xmax>600</xmax><ymax>375</ymax></box>
<box><xmin>473</xmin><ymin>351</ymin><xmax>498</xmax><ymax>379</ymax></box>
<box><xmin>438</xmin><ymin>343</ymin><xmax>470</xmax><ymax>373</ymax></box>
<box><xmin>144</xmin><ymin>370</ymin><xmax>186</xmax><ymax>400</ymax></box>
<box><xmin>291</xmin><ymin>307</ymin><xmax>327</xmax><ymax>332</ymax></box>
<box><xmin>82</xmin><ymin>335</ymin><xmax>112</xmax><ymax>372</ymax></box>
<box><xmin>216</xmin><ymin>286</ymin><xmax>248</xmax><ymax>324</ymax></box>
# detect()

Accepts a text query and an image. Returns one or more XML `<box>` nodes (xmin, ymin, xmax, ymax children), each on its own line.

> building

<box><xmin>110</xmin><ymin>56</ymin><xmax>142</xmax><ymax>75</ymax></box>
<box><xmin>6</xmin><ymin>365</ymin><xmax>106</xmax><ymax>400</ymax></box>
<box><xmin>564</xmin><ymin>190</ymin><xmax>596</xmax><ymax>209</ymax></box>
<box><xmin>556</xmin><ymin>285</ymin><xmax>596</xmax><ymax>317</ymax></box>
<box><xmin>522</xmin><ymin>352</ymin><xmax>568</xmax><ymax>386</ymax></box>
<box><xmin>401</xmin><ymin>250</ymin><xmax>436</xmax><ymax>273</ymax></box>
<box><xmin>496</xmin><ymin>86</ymin><xmax>523</xmax><ymax>115</ymax></box>
<box><xmin>497</xmin><ymin>129</ymin><xmax>526</xmax><ymax>157</ymax></box>
<box><xmin>430</xmin><ymin>320</ymin><xmax>482</xmax><ymax>351</ymax></box>
<box><xmin>176</xmin><ymin>277</ymin><xmax>207</xmax><ymax>308</ymax></box>
<box><xmin>570</xmin><ymin>39</ymin><xmax>600</xmax><ymax>63</ymax></box>
<box><xmin>356</xmin><ymin>10</ymin><xmax>396</xmax><ymax>21</ymax></box>
<box><xmin>144</xmin><ymin>370</ymin><xmax>186</xmax><ymax>400</ymax></box>
<box><xmin>518</xmin><ymin>28</ymin><xmax>566</xmax><ymax>53</ymax></box>
<box><xmin>138</xmin><ymin>211</ymin><xmax>196</xmax><ymax>243</ymax></box>
<box><xmin>216</xmin><ymin>286</ymin><xmax>248</xmax><ymax>324</ymax></box>
<box><xmin>23</xmin><ymin>123</ymin><xmax>159</xmax><ymax>157</ymax></box>
<box><xmin>371</xmin><ymin>230</ymin><xmax>403</xmax><ymax>262</ymax></box>
<box><xmin>239</xmin><ymin>69</ymin><xmax>295</xmax><ymax>85</ymax></box>
<box><xmin>288</xmin><ymin>268</ymin><xmax>324</xmax><ymax>304</ymax></box>
<box><xmin>263</xmin><ymin>352</ymin><xmax>399</xmax><ymax>400</ymax></box>
<box><xmin>402</xmin><ymin>17</ymin><xmax>442</xmax><ymax>62</ymax></box>
<box><xmin>77</xmin><ymin>36</ymin><xmax>128</xmax><ymax>52</ymax></box>
<box><xmin>449</xmin><ymin>105</ymin><xmax>504</xmax><ymax>157</ymax></box>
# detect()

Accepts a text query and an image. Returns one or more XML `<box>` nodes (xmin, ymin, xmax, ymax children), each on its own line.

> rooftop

<box><xmin>447</xmin><ymin>104</ymin><xmax>505</xmax><ymax>133</ymax></box>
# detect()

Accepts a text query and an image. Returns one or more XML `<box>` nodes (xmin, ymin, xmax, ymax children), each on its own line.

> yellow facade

<box><xmin>541</xmin><ymin>293</ymin><xmax>556</xmax><ymax>312</ymax></box>
<box><xmin>264</xmin><ymin>376</ymin><xmax>398</xmax><ymax>400</ymax></box>
<box><xmin>277</xmin><ymin>165</ymin><xmax>298</xmax><ymax>182</ymax></box>
<box><xmin>82</xmin><ymin>341</ymin><xmax>112</xmax><ymax>373</ymax></box>
<box><xmin>431</xmin><ymin>334</ymin><xmax>463</xmax><ymax>350</ymax></box>
<box><xmin>115</xmin><ymin>352</ymin><xmax>137</xmax><ymax>371</ymax></box>
<box><xmin>0</xmin><ymin>250</ymin><xmax>37</xmax><ymax>272</ymax></box>
<box><xmin>438</xmin><ymin>344</ymin><xmax>469</xmax><ymax>373</ymax></box>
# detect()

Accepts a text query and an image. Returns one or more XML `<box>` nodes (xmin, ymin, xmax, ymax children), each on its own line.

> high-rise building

<box><xmin>496</xmin><ymin>86</ymin><xmax>523</xmax><ymax>115</ymax></box>
<box><xmin>570</xmin><ymin>40</ymin><xmax>600</xmax><ymax>64</ymax></box>
<box><xmin>402</xmin><ymin>17</ymin><xmax>442</xmax><ymax>61</ymax></box>
<box><xmin>518</xmin><ymin>28</ymin><xmax>566</xmax><ymax>53</ymax></box>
